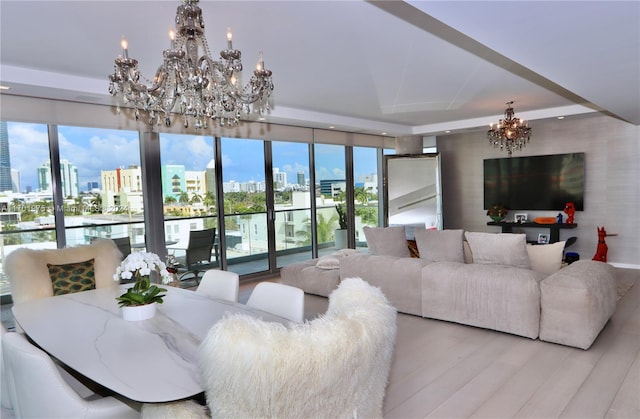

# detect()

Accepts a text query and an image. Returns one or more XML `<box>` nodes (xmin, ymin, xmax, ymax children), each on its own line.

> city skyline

<box><xmin>4</xmin><ymin>122</ymin><xmax>379</xmax><ymax>194</ymax></box>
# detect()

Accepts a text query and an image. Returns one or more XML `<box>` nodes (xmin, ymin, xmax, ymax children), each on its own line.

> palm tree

<box><xmin>354</xmin><ymin>186</ymin><xmax>373</xmax><ymax>205</ymax></box>
<box><xmin>89</xmin><ymin>193</ymin><xmax>102</xmax><ymax>214</ymax></box>
<box><xmin>296</xmin><ymin>212</ymin><xmax>338</xmax><ymax>245</ymax></box>
<box><xmin>203</xmin><ymin>192</ymin><xmax>216</xmax><ymax>213</ymax></box>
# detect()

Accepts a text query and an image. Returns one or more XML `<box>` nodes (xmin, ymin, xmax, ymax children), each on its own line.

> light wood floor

<box><xmin>243</xmin><ymin>268</ymin><xmax>640</xmax><ymax>419</ymax></box>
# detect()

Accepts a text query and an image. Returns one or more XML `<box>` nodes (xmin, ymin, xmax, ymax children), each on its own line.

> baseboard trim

<box><xmin>610</xmin><ymin>262</ymin><xmax>640</xmax><ymax>270</ymax></box>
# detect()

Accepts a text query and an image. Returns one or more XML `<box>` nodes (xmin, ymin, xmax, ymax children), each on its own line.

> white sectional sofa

<box><xmin>281</xmin><ymin>227</ymin><xmax>617</xmax><ymax>350</ymax></box>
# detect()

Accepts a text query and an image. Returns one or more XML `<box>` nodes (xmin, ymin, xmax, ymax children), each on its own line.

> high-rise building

<box><xmin>297</xmin><ymin>171</ymin><xmax>305</xmax><ymax>186</ymax></box>
<box><xmin>11</xmin><ymin>169</ymin><xmax>20</xmax><ymax>193</ymax></box>
<box><xmin>37</xmin><ymin>162</ymin><xmax>52</xmax><ymax>191</ymax></box>
<box><xmin>59</xmin><ymin>159</ymin><xmax>79</xmax><ymax>198</ymax></box>
<box><xmin>205</xmin><ymin>159</ymin><xmax>216</xmax><ymax>195</ymax></box>
<box><xmin>0</xmin><ymin>121</ymin><xmax>12</xmax><ymax>192</ymax></box>
<box><xmin>273</xmin><ymin>168</ymin><xmax>287</xmax><ymax>190</ymax></box>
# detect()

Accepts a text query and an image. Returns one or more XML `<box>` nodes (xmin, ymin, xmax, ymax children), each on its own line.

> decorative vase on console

<box><xmin>113</xmin><ymin>252</ymin><xmax>172</xmax><ymax>321</ymax></box>
<box><xmin>487</xmin><ymin>204</ymin><xmax>509</xmax><ymax>222</ymax></box>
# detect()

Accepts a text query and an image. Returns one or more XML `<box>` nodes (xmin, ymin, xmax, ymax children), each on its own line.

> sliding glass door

<box><xmin>220</xmin><ymin>137</ymin><xmax>268</xmax><ymax>275</ymax></box>
<box><xmin>271</xmin><ymin>141</ymin><xmax>312</xmax><ymax>268</ymax></box>
<box><xmin>159</xmin><ymin>133</ymin><xmax>217</xmax><ymax>270</ymax></box>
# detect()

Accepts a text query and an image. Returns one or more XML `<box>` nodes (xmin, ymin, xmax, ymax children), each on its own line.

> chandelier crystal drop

<box><xmin>487</xmin><ymin>101</ymin><xmax>532</xmax><ymax>157</ymax></box>
<box><xmin>108</xmin><ymin>0</ymin><xmax>274</xmax><ymax>129</ymax></box>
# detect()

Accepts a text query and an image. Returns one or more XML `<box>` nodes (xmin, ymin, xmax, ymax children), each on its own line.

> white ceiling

<box><xmin>1</xmin><ymin>0</ymin><xmax>638</xmax><ymax>137</ymax></box>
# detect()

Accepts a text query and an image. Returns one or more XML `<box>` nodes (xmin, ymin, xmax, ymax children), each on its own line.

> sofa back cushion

<box><xmin>414</xmin><ymin>229</ymin><xmax>464</xmax><ymax>262</ymax></box>
<box><xmin>526</xmin><ymin>241</ymin><xmax>565</xmax><ymax>275</ymax></box>
<box><xmin>363</xmin><ymin>226</ymin><xmax>410</xmax><ymax>257</ymax></box>
<box><xmin>465</xmin><ymin>232</ymin><xmax>530</xmax><ymax>269</ymax></box>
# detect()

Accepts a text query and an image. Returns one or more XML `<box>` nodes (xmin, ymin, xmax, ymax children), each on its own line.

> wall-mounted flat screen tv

<box><xmin>484</xmin><ymin>152</ymin><xmax>585</xmax><ymax>211</ymax></box>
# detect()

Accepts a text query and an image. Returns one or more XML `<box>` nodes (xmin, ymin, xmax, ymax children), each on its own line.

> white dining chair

<box><xmin>1</xmin><ymin>331</ymin><xmax>140</xmax><ymax>419</ymax></box>
<box><xmin>198</xmin><ymin>278</ymin><xmax>397</xmax><ymax>418</ymax></box>
<box><xmin>1</xmin><ymin>324</ymin><xmax>14</xmax><ymax>418</ymax></box>
<box><xmin>245</xmin><ymin>282</ymin><xmax>305</xmax><ymax>322</ymax></box>
<box><xmin>196</xmin><ymin>269</ymin><xmax>240</xmax><ymax>302</ymax></box>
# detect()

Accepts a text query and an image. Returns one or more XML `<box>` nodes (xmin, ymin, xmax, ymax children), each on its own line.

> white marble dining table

<box><xmin>11</xmin><ymin>284</ymin><xmax>290</xmax><ymax>403</ymax></box>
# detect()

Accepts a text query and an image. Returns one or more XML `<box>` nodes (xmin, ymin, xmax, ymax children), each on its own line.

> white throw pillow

<box><xmin>526</xmin><ymin>241</ymin><xmax>565</xmax><ymax>275</ymax></box>
<box><xmin>335</xmin><ymin>248</ymin><xmax>360</xmax><ymax>257</ymax></box>
<box><xmin>363</xmin><ymin>226</ymin><xmax>410</xmax><ymax>257</ymax></box>
<box><xmin>315</xmin><ymin>256</ymin><xmax>341</xmax><ymax>270</ymax></box>
<box><xmin>314</xmin><ymin>249</ymin><xmax>360</xmax><ymax>270</ymax></box>
<box><xmin>464</xmin><ymin>232</ymin><xmax>530</xmax><ymax>269</ymax></box>
<box><xmin>414</xmin><ymin>229</ymin><xmax>464</xmax><ymax>262</ymax></box>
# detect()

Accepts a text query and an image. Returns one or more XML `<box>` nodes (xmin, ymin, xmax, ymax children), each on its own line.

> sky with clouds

<box><xmin>6</xmin><ymin>122</ymin><xmax>378</xmax><ymax>193</ymax></box>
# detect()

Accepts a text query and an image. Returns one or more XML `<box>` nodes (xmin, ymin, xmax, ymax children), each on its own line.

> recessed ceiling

<box><xmin>0</xmin><ymin>1</ymin><xmax>638</xmax><ymax>137</ymax></box>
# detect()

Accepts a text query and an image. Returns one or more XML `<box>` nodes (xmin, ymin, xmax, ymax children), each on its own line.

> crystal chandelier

<box><xmin>108</xmin><ymin>0</ymin><xmax>274</xmax><ymax>129</ymax></box>
<box><xmin>487</xmin><ymin>101</ymin><xmax>532</xmax><ymax>156</ymax></box>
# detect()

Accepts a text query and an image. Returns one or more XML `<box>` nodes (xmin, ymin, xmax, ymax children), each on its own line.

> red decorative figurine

<box><xmin>592</xmin><ymin>226</ymin><xmax>618</xmax><ymax>263</ymax></box>
<box><xmin>563</xmin><ymin>202</ymin><xmax>576</xmax><ymax>224</ymax></box>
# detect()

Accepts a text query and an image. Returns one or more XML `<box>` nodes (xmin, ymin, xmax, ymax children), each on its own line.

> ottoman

<box><xmin>280</xmin><ymin>258</ymin><xmax>341</xmax><ymax>297</ymax></box>
<box><xmin>539</xmin><ymin>260</ymin><xmax>617</xmax><ymax>349</ymax></box>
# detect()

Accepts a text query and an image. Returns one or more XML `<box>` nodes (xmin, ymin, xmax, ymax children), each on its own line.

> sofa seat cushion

<box><xmin>280</xmin><ymin>259</ymin><xmax>341</xmax><ymax>297</ymax></box>
<box><xmin>421</xmin><ymin>262</ymin><xmax>545</xmax><ymax>339</ymax></box>
<box><xmin>539</xmin><ymin>260</ymin><xmax>617</xmax><ymax>349</ymax></box>
<box><xmin>340</xmin><ymin>254</ymin><xmax>431</xmax><ymax>316</ymax></box>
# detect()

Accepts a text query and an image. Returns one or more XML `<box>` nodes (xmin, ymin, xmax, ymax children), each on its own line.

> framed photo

<box><xmin>514</xmin><ymin>213</ymin><xmax>528</xmax><ymax>223</ymax></box>
<box><xmin>538</xmin><ymin>233</ymin><xmax>549</xmax><ymax>244</ymax></box>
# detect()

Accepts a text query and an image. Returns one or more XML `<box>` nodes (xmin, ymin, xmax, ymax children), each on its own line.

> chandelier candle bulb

<box><xmin>120</xmin><ymin>36</ymin><xmax>128</xmax><ymax>59</ymax></box>
<box><xmin>169</xmin><ymin>27</ymin><xmax>176</xmax><ymax>49</ymax></box>
<box><xmin>256</xmin><ymin>52</ymin><xmax>264</xmax><ymax>71</ymax></box>
<box><xmin>227</xmin><ymin>27</ymin><xmax>233</xmax><ymax>49</ymax></box>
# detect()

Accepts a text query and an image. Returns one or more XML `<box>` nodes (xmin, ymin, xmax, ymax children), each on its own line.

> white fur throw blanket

<box><xmin>199</xmin><ymin>277</ymin><xmax>397</xmax><ymax>419</ymax></box>
<box><xmin>4</xmin><ymin>238</ymin><xmax>122</xmax><ymax>304</ymax></box>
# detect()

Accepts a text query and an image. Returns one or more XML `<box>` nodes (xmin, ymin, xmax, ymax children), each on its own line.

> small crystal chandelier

<box><xmin>487</xmin><ymin>101</ymin><xmax>532</xmax><ymax>156</ymax></box>
<box><xmin>108</xmin><ymin>0</ymin><xmax>274</xmax><ymax>129</ymax></box>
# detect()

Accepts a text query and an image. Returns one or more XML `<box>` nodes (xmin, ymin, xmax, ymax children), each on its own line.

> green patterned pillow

<box><xmin>47</xmin><ymin>259</ymin><xmax>96</xmax><ymax>296</ymax></box>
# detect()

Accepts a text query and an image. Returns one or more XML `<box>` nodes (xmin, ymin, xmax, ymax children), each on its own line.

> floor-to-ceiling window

<box><xmin>0</xmin><ymin>114</ymin><xmax>390</xmax><ymax>299</ymax></box>
<box><xmin>353</xmin><ymin>146</ymin><xmax>379</xmax><ymax>248</ymax></box>
<box><xmin>159</xmin><ymin>133</ymin><xmax>218</xmax><ymax>268</ymax></box>
<box><xmin>271</xmin><ymin>141</ymin><xmax>312</xmax><ymax>267</ymax></box>
<box><xmin>220</xmin><ymin>137</ymin><xmax>268</xmax><ymax>275</ymax></box>
<box><xmin>313</xmin><ymin>143</ymin><xmax>346</xmax><ymax>253</ymax></box>
<box><xmin>0</xmin><ymin>122</ymin><xmax>55</xmax><ymax>297</ymax></box>
<box><xmin>57</xmin><ymin>126</ymin><xmax>143</xmax><ymax>247</ymax></box>
<box><xmin>0</xmin><ymin>123</ymin><xmax>142</xmax><ymax>298</ymax></box>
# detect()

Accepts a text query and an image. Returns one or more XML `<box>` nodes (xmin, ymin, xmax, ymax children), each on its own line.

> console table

<box><xmin>487</xmin><ymin>221</ymin><xmax>577</xmax><ymax>243</ymax></box>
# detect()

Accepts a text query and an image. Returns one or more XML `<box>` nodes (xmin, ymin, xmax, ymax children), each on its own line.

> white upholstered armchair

<box><xmin>198</xmin><ymin>277</ymin><xmax>398</xmax><ymax>418</ymax></box>
<box><xmin>4</xmin><ymin>238</ymin><xmax>122</xmax><ymax>305</ymax></box>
